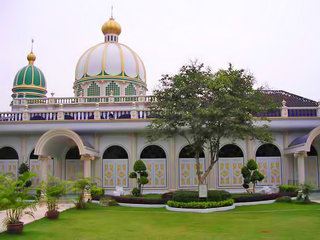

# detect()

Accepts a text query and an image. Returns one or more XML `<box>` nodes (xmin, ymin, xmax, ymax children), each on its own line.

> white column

<box><xmin>168</xmin><ymin>137</ymin><xmax>176</xmax><ymax>190</ymax></box>
<box><xmin>39</xmin><ymin>155</ymin><xmax>51</xmax><ymax>182</ymax></box>
<box><xmin>129</xmin><ymin>133</ymin><xmax>137</xmax><ymax>189</ymax></box>
<box><xmin>81</xmin><ymin>155</ymin><xmax>94</xmax><ymax>178</ymax></box>
<box><xmin>246</xmin><ymin>137</ymin><xmax>254</xmax><ymax>161</ymax></box>
<box><xmin>294</xmin><ymin>152</ymin><xmax>307</xmax><ymax>185</ymax></box>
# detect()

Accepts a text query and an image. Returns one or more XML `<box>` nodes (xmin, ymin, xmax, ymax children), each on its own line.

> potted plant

<box><xmin>0</xmin><ymin>172</ymin><xmax>37</xmax><ymax>234</ymax></box>
<box><xmin>41</xmin><ymin>175</ymin><xmax>68</xmax><ymax>219</ymax></box>
<box><xmin>241</xmin><ymin>159</ymin><xmax>265</xmax><ymax>193</ymax></box>
<box><xmin>72</xmin><ymin>177</ymin><xmax>94</xmax><ymax>209</ymax></box>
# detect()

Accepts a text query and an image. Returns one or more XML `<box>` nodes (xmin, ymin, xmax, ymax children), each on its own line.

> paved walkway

<box><xmin>0</xmin><ymin>203</ymin><xmax>74</xmax><ymax>232</ymax></box>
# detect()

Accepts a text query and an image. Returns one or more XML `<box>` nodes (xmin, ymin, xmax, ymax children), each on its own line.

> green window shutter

<box><xmin>87</xmin><ymin>83</ymin><xmax>100</xmax><ymax>96</ymax></box>
<box><xmin>106</xmin><ymin>82</ymin><xmax>120</xmax><ymax>96</ymax></box>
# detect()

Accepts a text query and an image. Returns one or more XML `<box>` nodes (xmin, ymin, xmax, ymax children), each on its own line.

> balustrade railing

<box><xmin>0</xmin><ymin>105</ymin><xmax>319</xmax><ymax>123</ymax></box>
<box><xmin>12</xmin><ymin>95</ymin><xmax>155</xmax><ymax>106</ymax></box>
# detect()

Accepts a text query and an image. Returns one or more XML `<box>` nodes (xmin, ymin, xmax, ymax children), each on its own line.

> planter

<box><xmin>45</xmin><ymin>210</ymin><xmax>60</xmax><ymax>219</ymax></box>
<box><xmin>7</xmin><ymin>221</ymin><xmax>24</xmax><ymax>234</ymax></box>
<box><xmin>166</xmin><ymin>204</ymin><xmax>235</xmax><ymax>213</ymax></box>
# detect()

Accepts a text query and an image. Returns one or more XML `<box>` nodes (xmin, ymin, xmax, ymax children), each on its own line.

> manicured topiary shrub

<box><xmin>241</xmin><ymin>159</ymin><xmax>264</xmax><ymax>193</ymax></box>
<box><xmin>231</xmin><ymin>192</ymin><xmax>296</xmax><ymax>203</ymax></box>
<box><xmin>172</xmin><ymin>190</ymin><xmax>231</xmax><ymax>203</ymax></box>
<box><xmin>129</xmin><ymin>159</ymin><xmax>149</xmax><ymax>196</ymax></box>
<box><xmin>167</xmin><ymin>199</ymin><xmax>234</xmax><ymax>209</ymax></box>
<box><xmin>275</xmin><ymin>196</ymin><xmax>292</xmax><ymax>203</ymax></box>
<box><xmin>91</xmin><ymin>188</ymin><xmax>104</xmax><ymax>201</ymax></box>
<box><xmin>279</xmin><ymin>185</ymin><xmax>299</xmax><ymax>194</ymax></box>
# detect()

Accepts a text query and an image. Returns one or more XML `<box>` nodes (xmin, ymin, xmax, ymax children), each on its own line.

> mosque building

<box><xmin>0</xmin><ymin>16</ymin><xmax>320</xmax><ymax>193</ymax></box>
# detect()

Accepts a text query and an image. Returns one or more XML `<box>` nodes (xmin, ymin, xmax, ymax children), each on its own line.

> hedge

<box><xmin>112</xmin><ymin>196</ymin><xmax>166</xmax><ymax>204</ymax></box>
<box><xmin>279</xmin><ymin>185</ymin><xmax>299</xmax><ymax>193</ymax></box>
<box><xmin>171</xmin><ymin>190</ymin><xmax>231</xmax><ymax>203</ymax></box>
<box><xmin>232</xmin><ymin>192</ymin><xmax>296</xmax><ymax>203</ymax></box>
<box><xmin>91</xmin><ymin>188</ymin><xmax>104</xmax><ymax>201</ymax></box>
<box><xmin>167</xmin><ymin>199</ymin><xmax>234</xmax><ymax>209</ymax></box>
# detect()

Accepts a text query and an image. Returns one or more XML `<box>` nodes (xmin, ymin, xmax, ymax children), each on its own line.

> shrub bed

<box><xmin>171</xmin><ymin>190</ymin><xmax>231</xmax><ymax>203</ymax></box>
<box><xmin>91</xmin><ymin>188</ymin><xmax>104</xmax><ymax>201</ymax></box>
<box><xmin>232</xmin><ymin>192</ymin><xmax>296</xmax><ymax>203</ymax></box>
<box><xmin>112</xmin><ymin>196</ymin><xmax>166</xmax><ymax>204</ymax></box>
<box><xmin>279</xmin><ymin>185</ymin><xmax>299</xmax><ymax>193</ymax></box>
<box><xmin>275</xmin><ymin>196</ymin><xmax>292</xmax><ymax>203</ymax></box>
<box><xmin>167</xmin><ymin>199</ymin><xmax>234</xmax><ymax>209</ymax></box>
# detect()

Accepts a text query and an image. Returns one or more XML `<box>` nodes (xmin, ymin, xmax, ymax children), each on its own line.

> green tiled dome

<box><xmin>12</xmin><ymin>52</ymin><xmax>47</xmax><ymax>98</ymax></box>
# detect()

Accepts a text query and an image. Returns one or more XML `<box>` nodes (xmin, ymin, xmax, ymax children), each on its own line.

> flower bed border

<box><xmin>118</xmin><ymin>203</ymin><xmax>165</xmax><ymax>208</ymax></box>
<box><xmin>165</xmin><ymin>204</ymin><xmax>235</xmax><ymax>213</ymax></box>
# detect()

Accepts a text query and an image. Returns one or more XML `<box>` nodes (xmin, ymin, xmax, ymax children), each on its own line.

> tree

<box><xmin>129</xmin><ymin>159</ymin><xmax>149</xmax><ymax>196</ymax></box>
<box><xmin>72</xmin><ymin>178</ymin><xmax>94</xmax><ymax>209</ymax></box>
<box><xmin>18</xmin><ymin>162</ymin><xmax>32</xmax><ymax>188</ymax></box>
<box><xmin>148</xmin><ymin>62</ymin><xmax>277</xmax><ymax>192</ymax></box>
<box><xmin>241</xmin><ymin>159</ymin><xmax>264</xmax><ymax>193</ymax></box>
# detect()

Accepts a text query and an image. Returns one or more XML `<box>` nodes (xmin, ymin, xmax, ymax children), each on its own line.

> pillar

<box><xmin>246</xmin><ymin>137</ymin><xmax>254</xmax><ymax>161</ymax></box>
<box><xmin>129</xmin><ymin>133</ymin><xmax>137</xmax><ymax>189</ymax></box>
<box><xmin>38</xmin><ymin>155</ymin><xmax>51</xmax><ymax>182</ymax></box>
<box><xmin>294</xmin><ymin>152</ymin><xmax>307</xmax><ymax>185</ymax></box>
<box><xmin>81</xmin><ymin>154</ymin><xmax>94</xmax><ymax>178</ymax></box>
<box><xmin>168</xmin><ymin>137</ymin><xmax>176</xmax><ymax>190</ymax></box>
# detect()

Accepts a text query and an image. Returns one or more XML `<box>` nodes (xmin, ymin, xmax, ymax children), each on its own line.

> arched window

<box><xmin>306</xmin><ymin>145</ymin><xmax>318</xmax><ymax>188</ymax></box>
<box><xmin>179</xmin><ymin>145</ymin><xmax>205</xmax><ymax>158</ymax></box>
<box><xmin>87</xmin><ymin>83</ymin><xmax>100</xmax><ymax>96</ymax></box>
<box><xmin>179</xmin><ymin>145</ymin><xmax>205</xmax><ymax>187</ymax></box>
<box><xmin>103</xmin><ymin>146</ymin><xmax>128</xmax><ymax>188</ymax></box>
<box><xmin>256</xmin><ymin>144</ymin><xmax>281</xmax><ymax>157</ymax></box>
<box><xmin>29</xmin><ymin>149</ymin><xmax>53</xmax><ymax>186</ymax></box>
<box><xmin>125</xmin><ymin>83</ymin><xmax>137</xmax><ymax>101</ymax></box>
<box><xmin>125</xmin><ymin>83</ymin><xmax>136</xmax><ymax>95</ymax></box>
<box><xmin>218</xmin><ymin>144</ymin><xmax>244</xmax><ymax>186</ymax></box>
<box><xmin>105</xmin><ymin>82</ymin><xmax>121</xmax><ymax>96</ymax></box>
<box><xmin>256</xmin><ymin>144</ymin><xmax>281</xmax><ymax>186</ymax></box>
<box><xmin>0</xmin><ymin>147</ymin><xmax>18</xmax><ymax>178</ymax></box>
<box><xmin>0</xmin><ymin>147</ymin><xmax>18</xmax><ymax>159</ymax></box>
<box><xmin>218</xmin><ymin>144</ymin><xmax>243</xmax><ymax>158</ymax></box>
<box><xmin>140</xmin><ymin>145</ymin><xmax>166</xmax><ymax>188</ymax></box>
<box><xmin>140</xmin><ymin>145</ymin><xmax>166</xmax><ymax>158</ymax></box>
<box><xmin>65</xmin><ymin>146</ymin><xmax>83</xmax><ymax>181</ymax></box>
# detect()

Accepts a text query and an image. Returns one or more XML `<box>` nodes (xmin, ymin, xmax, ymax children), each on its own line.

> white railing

<box><xmin>12</xmin><ymin>95</ymin><xmax>156</xmax><ymax>106</ymax></box>
<box><xmin>0</xmin><ymin>109</ymin><xmax>153</xmax><ymax>122</ymax></box>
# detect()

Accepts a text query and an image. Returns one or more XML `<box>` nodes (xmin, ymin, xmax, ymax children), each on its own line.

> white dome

<box><xmin>75</xmin><ymin>42</ymin><xmax>146</xmax><ymax>83</ymax></box>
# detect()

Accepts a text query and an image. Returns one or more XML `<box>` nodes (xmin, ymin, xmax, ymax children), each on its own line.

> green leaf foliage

<box><xmin>167</xmin><ymin>199</ymin><xmax>234</xmax><ymax>209</ymax></box>
<box><xmin>247</xmin><ymin>159</ymin><xmax>258</xmax><ymax>171</ymax></box>
<box><xmin>148</xmin><ymin>61</ymin><xmax>277</xmax><ymax>184</ymax></box>
<box><xmin>133</xmin><ymin>159</ymin><xmax>147</xmax><ymax>172</ymax></box>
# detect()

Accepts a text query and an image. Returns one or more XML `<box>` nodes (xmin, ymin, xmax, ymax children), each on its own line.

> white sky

<box><xmin>1</xmin><ymin>0</ymin><xmax>319</xmax><ymax>111</ymax></box>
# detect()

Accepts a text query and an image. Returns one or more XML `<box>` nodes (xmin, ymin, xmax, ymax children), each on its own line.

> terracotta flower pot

<box><xmin>45</xmin><ymin>210</ymin><xmax>60</xmax><ymax>219</ymax></box>
<box><xmin>7</xmin><ymin>221</ymin><xmax>24</xmax><ymax>234</ymax></box>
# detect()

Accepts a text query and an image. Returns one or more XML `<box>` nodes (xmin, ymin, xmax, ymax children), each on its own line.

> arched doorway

<box><xmin>140</xmin><ymin>145</ymin><xmax>166</xmax><ymax>188</ymax></box>
<box><xmin>65</xmin><ymin>146</ymin><xmax>83</xmax><ymax>181</ymax></box>
<box><xmin>218</xmin><ymin>144</ymin><xmax>244</xmax><ymax>187</ymax></box>
<box><xmin>306</xmin><ymin>146</ymin><xmax>318</xmax><ymax>188</ymax></box>
<box><xmin>29</xmin><ymin>149</ymin><xmax>54</xmax><ymax>185</ymax></box>
<box><xmin>256</xmin><ymin>144</ymin><xmax>281</xmax><ymax>186</ymax></box>
<box><xmin>0</xmin><ymin>147</ymin><xmax>19</xmax><ymax>178</ymax></box>
<box><xmin>178</xmin><ymin>145</ymin><xmax>205</xmax><ymax>187</ymax></box>
<box><xmin>102</xmin><ymin>146</ymin><xmax>128</xmax><ymax>188</ymax></box>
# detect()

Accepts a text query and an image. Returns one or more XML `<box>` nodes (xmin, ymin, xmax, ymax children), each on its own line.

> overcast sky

<box><xmin>1</xmin><ymin>0</ymin><xmax>319</xmax><ymax>111</ymax></box>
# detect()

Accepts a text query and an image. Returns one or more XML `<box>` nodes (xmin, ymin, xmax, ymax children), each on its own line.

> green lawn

<box><xmin>1</xmin><ymin>202</ymin><xmax>320</xmax><ymax>240</ymax></box>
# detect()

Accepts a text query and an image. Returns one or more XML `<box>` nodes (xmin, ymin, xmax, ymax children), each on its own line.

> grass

<box><xmin>1</xmin><ymin>202</ymin><xmax>320</xmax><ymax>240</ymax></box>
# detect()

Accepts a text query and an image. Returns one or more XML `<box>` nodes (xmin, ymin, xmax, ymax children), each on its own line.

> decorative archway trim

<box><xmin>285</xmin><ymin>125</ymin><xmax>320</xmax><ymax>154</ymax></box>
<box><xmin>34</xmin><ymin>128</ymin><xmax>99</xmax><ymax>157</ymax></box>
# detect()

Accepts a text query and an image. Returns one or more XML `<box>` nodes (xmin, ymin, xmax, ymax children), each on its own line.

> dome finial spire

<box><xmin>27</xmin><ymin>38</ymin><xmax>36</xmax><ymax>65</ymax></box>
<box><xmin>111</xmin><ymin>5</ymin><xmax>113</xmax><ymax>18</ymax></box>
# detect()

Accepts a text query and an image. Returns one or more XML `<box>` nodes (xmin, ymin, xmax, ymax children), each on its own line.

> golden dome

<box><xmin>27</xmin><ymin>52</ymin><xmax>36</xmax><ymax>65</ymax></box>
<box><xmin>102</xmin><ymin>17</ymin><xmax>121</xmax><ymax>35</ymax></box>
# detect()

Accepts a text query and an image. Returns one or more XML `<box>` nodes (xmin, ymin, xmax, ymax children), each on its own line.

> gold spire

<box><xmin>27</xmin><ymin>39</ymin><xmax>36</xmax><ymax>65</ymax></box>
<box><xmin>101</xmin><ymin>9</ymin><xmax>121</xmax><ymax>36</ymax></box>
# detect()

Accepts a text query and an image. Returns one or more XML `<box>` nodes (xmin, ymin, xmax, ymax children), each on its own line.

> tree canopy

<box><xmin>148</xmin><ymin>62</ymin><xmax>278</xmax><ymax>184</ymax></box>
